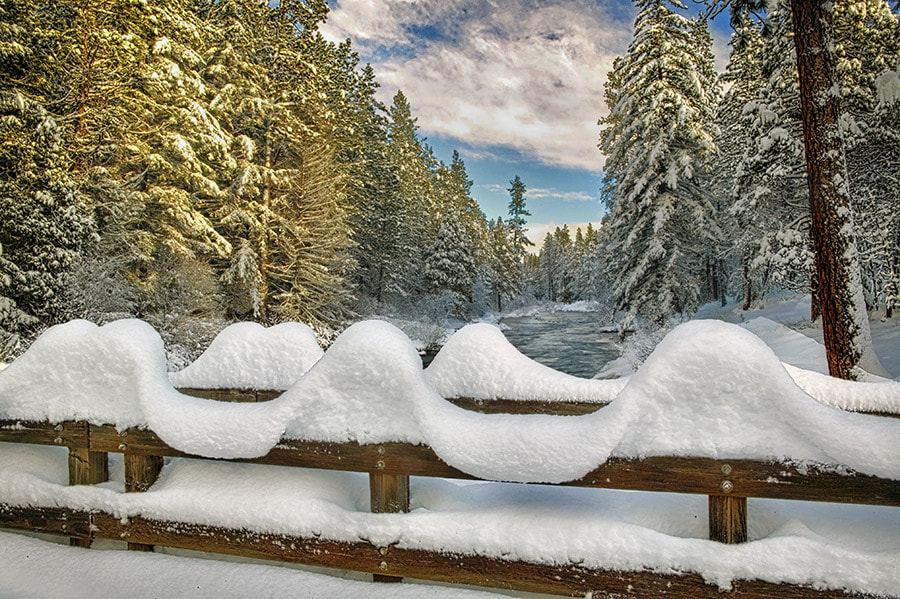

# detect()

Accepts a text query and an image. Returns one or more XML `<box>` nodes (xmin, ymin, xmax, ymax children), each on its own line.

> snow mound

<box><xmin>0</xmin><ymin>319</ymin><xmax>160</xmax><ymax>428</ymax></box>
<box><xmin>1</xmin><ymin>319</ymin><xmax>898</xmax><ymax>481</ymax></box>
<box><xmin>783</xmin><ymin>363</ymin><xmax>900</xmax><ymax>415</ymax></box>
<box><xmin>169</xmin><ymin>322</ymin><xmax>323</xmax><ymax>390</ymax></box>
<box><xmin>611</xmin><ymin>321</ymin><xmax>900</xmax><ymax>479</ymax></box>
<box><xmin>425</xmin><ymin>323</ymin><xmax>627</xmax><ymax>402</ymax></box>
<box><xmin>281</xmin><ymin>320</ymin><xmax>427</xmax><ymax>445</ymax></box>
<box><xmin>739</xmin><ymin>317</ymin><xmax>826</xmax><ymax>372</ymax></box>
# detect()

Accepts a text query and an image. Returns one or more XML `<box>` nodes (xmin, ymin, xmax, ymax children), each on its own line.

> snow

<box><xmin>425</xmin><ymin>323</ymin><xmax>626</xmax><ymax>402</ymax></box>
<box><xmin>0</xmin><ymin>320</ymin><xmax>161</xmax><ymax>429</ymax></box>
<box><xmin>1</xmin><ymin>308</ymin><xmax>899</xmax><ymax>596</ymax></box>
<box><xmin>0</xmin><ymin>531</ymin><xmax>503</xmax><ymax>599</ymax></box>
<box><xmin>876</xmin><ymin>67</ymin><xmax>900</xmax><ymax>107</ymax></box>
<box><xmin>3</xmin><ymin>318</ymin><xmax>899</xmax><ymax>482</ymax></box>
<box><xmin>1</xmin><ymin>444</ymin><xmax>898</xmax><ymax>597</ymax></box>
<box><xmin>739</xmin><ymin>316</ymin><xmax>827</xmax><ymax>372</ymax></box>
<box><xmin>169</xmin><ymin>322</ymin><xmax>323</xmax><ymax>390</ymax></box>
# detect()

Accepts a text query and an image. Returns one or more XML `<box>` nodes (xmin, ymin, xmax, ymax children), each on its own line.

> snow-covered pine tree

<box><xmin>539</xmin><ymin>230</ymin><xmax>563</xmax><ymax>302</ymax></box>
<box><xmin>599</xmin><ymin>0</ymin><xmax>719</xmax><ymax>331</ymax></box>
<box><xmin>489</xmin><ymin>217</ymin><xmax>519</xmax><ymax>311</ymax></box>
<box><xmin>833</xmin><ymin>0</ymin><xmax>900</xmax><ymax>317</ymax></box>
<box><xmin>424</xmin><ymin>212</ymin><xmax>476</xmax><ymax>314</ymax></box>
<box><xmin>386</xmin><ymin>90</ymin><xmax>438</xmax><ymax>299</ymax></box>
<box><xmin>205</xmin><ymin>0</ymin><xmax>353</xmax><ymax>325</ymax></box>
<box><xmin>713</xmin><ymin>12</ymin><xmax>765</xmax><ymax>309</ymax></box>
<box><xmin>0</xmin><ymin>2</ymin><xmax>94</xmax><ymax>344</ymax></box>
<box><xmin>506</xmin><ymin>175</ymin><xmax>532</xmax><ymax>260</ymax></box>
<box><xmin>344</xmin><ymin>65</ymin><xmax>407</xmax><ymax>305</ymax></box>
<box><xmin>790</xmin><ymin>0</ymin><xmax>887</xmax><ymax>378</ymax></box>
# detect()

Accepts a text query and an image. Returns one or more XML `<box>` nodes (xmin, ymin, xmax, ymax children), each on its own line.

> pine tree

<box><xmin>599</xmin><ymin>0</ymin><xmax>720</xmax><ymax>330</ymax></box>
<box><xmin>386</xmin><ymin>90</ymin><xmax>437</xmax><ymax>298</ymax></box>
<box><xmin>714</xmin><ymin>13</ymin><xmax>765</xmax><ymax>309</ymax></box>
<box><xmin>489</xmin><ymin>217</ymin><xmax>519</xmax><ymax>311</ymax></box>
<box><xmin>424</xmin><ymin>212</ymin><xmax>476</xmax><ymax>313</ymax></box>
<box><xmin>345</xmin><ymin>66</ymin><xmax>406</xmax><ymax>304</ymax></box>
<box><xmin>790</xmin><ymin>0</ymin><xmax>884</xmax><ymax>378</ymax></box>
<box><xmin>0</xmin><ymin>1</ymin><xmax>95</xmax><ymax>342</ymax></box>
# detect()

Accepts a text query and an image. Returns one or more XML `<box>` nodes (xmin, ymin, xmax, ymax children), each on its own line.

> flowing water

<box><xmin>499</xmin><ymin>310</ymin><xmax>622</xmax><ymax>378</ymax></box>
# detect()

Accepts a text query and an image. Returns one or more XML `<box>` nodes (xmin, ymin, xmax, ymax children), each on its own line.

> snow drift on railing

<box><xmin>168</xmin><ymin>321</ymin><xmax>323</xmax><ymax>390</ymax></box>
<box><xmin>425</xmin><ymin>323</ymin><xmax>626</xmax><ymax>402</ymax></box>
<box><xmin>1</xmin><ymin>319</ymin><xmax>899</xmax><ymax>481</ymax></box>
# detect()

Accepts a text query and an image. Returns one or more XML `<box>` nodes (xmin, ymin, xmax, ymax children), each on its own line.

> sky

<box><xmin>319</xmin><ymin>0</ymin><xmax>732</xmax><ymax>239</ymax></box>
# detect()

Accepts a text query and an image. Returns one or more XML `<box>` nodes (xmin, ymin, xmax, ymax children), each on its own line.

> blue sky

<box><xmin>320</xmin><ymin>0</ymin><xmax>732</xmax><ymax>236</ymax></box>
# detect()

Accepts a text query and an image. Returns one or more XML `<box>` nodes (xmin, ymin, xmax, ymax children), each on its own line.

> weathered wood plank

<box><xmin>176</xmin><ymin>388</ymin><xmax>900</xmax><ymax>418</ymax></box>
<box><xmin>369</xmin><ymin>473</ymin><xmax>409</xmax><ymax>582</ymax></box>
<box><xmin>68</xmin><ymin>448</ymin><xmax>109</xmax><ymax>487</ymax></box>
<box><xmin>124</xmin><ymin>452</ymin><xmax>163</xmax><ymax>552</ymax></box>
<box><xmin>709</xmin><ymin>495</ymin><xmax>748</xmax><ymax>544</ymax></box>
<box><xmin>87</xmin><ymin>513</ymin><xmax>879</xmax><ymax>598</ymax></box>
<box><xmin>68</xmin><ymin>447</ymin><xmax>109</xmax><ymax>548</ymax></box>
<box><xmin>0</xmin><ymin>504</ymin><xmax>91</xmax><ymax>539</ymax></box>
<box><xmin>178</xmin><ymin>388</ymin><xmax>260</xmax><ymax>402</ymax></box>
<box><xmin>86</xmin><ymin>425</ymin><xmax>900</xmax><ymax>506</ymax></box>
<box><xmin>0</xmin><ymin>419</ymin><xmax>88</xmax><ymax>447</ymax></box>
<box><xmin>445</xmin><ymin>397</ymin><xmax>605</xmax><ymax>415</ymax></box>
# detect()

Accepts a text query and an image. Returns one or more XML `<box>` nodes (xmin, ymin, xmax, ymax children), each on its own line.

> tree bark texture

<box><xmin>790</xmin><ymin>0</ymin><xmax>876</xmax><ymax>380</ymax></box>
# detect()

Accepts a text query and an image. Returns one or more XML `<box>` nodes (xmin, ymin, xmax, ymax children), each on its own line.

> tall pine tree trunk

<box><xmin>790</xmin><ymin>0</ymin><xmax>881</xmax><ymax>379</ymax></box>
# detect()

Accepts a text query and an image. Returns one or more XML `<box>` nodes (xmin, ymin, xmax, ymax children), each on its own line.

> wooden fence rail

<box><xmin>1</xmin><ymin>388</ymin><xmax>898</xmax><ymax>598</ymax></box>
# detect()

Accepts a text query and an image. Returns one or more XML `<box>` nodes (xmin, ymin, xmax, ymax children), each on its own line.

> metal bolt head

<box><xmin>375</xmin><ymin>460</ymin><xmax>385</xmax><ymax>470</ymax></box>
<box><xmin>379</xmin><ymin>546</ymin><xmax>388</xmax><ymax>555</ymax></box>
<box><xmin>377</xmin><ymin>446</ymin><xmax>385</xmax><ymax>455</ymax></box>
<box><xmin>60</xmin><ymin>524</ymin><xmax>67</xmax><ymax>531</ymax></box>
<box><xmin>721</xmin><ymin>464</ymin><xmax>732</xmax><ymax>475</ymax></box>
<box><xmin>721</xmin><ymin>480</ymin><xmax>734</xmax><ymax>493</ymax></box>
<box><xmin>119</xmin><ymin>430</ymin><xmax>128</xmax><ymax>438</ymax></box>
<box><xmin>54</xmin><ymin>437</ymin><xmax>63</xmax><ymax>444</ymax></box>
<box><xmin>118</xmin><ymin>443</ymin><xmax>127</xmax><ymax>451</ymax></box>
<box><xmin>54</xmin><ymin>424</ymin><xmax>64</xmax><ymax>432</ymax></box>
<box><xmin>379</xmin><ymin>561</ymin><xmax>388</xmax><ymax>571</ymax></box>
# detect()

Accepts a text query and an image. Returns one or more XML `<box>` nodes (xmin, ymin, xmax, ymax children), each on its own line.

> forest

<box><xmin>0</xmin><ymin>0</ymin><xmax>898</xmax><ymax>365</ymax></box>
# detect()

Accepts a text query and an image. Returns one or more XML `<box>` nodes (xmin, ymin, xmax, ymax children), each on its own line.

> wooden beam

<box><xmin>708</xmin><ymin>495</ymin><xmax>748</xmax><ymax>544</ymax></box>
<box><xmin>445</xmin><ymin>397</ymin><xmax>605</xmax><ymax>416</ymax></box>
<box><xmin>370</xmin><ymin>472</ymin><xmax>410</xmax><ymax>583</ymax></box>
<box><xmin>68</xmin><ymin>446</ymin><xmax>109</xmax><ymax>548</ymax></box>
<box><xmin>87</xmin><ymin>425</ymin><xmax>900</xmax><ymax>507</ymax></box>
<box><xmin>0</xmin><ymin>504</ymin><xmax>91</xmax><ymax>539</ymax></box>
<box><xmin>85</xmin><ymin>512</ymin><xmax>874</xmax><ymax>598</ymax></box>
<box><xmin>176</xmin><ymin>389</ymin><xmax>899</xmax><ymax>418</ymax></box>
<box><xmin>0</xmin><ymin>420</ymin><xmax>88</xmax><ymax>448</ymax></box>
<box><xmin>124</xmin><ymin>452</ymin><xmax>163</xmax><ymax>551</ymax></box>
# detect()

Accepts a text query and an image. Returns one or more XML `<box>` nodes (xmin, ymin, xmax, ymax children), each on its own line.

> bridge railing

<box><xmin>1</xmin><ymin>387</ymin><xmax>897</xmax><ymax>598</ymax></box>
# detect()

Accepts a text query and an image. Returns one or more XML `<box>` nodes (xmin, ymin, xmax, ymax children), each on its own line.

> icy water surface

<box><xmin>500</xmin><ymin>310</ymin><xmax>621</xmax><ymax>378</ymax></box>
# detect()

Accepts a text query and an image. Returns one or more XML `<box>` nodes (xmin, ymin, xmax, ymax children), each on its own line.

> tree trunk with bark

<box><xmin>790</xmin><ymin>0</ymin><xmax>880</xmax><ymax>380</ymax></box>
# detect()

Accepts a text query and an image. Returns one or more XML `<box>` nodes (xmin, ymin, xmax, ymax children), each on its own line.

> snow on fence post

<box><xmin>67</xmin><ymin>434</ymin><xmax>108</xmax><ymax>548</ymax></box>
<box><xmin>124</xmin><ymin>450</ymin><xmax>164</xmax><ymax>552</ymax></box>
<box><xmin>369</xmin><ymin>469</ymin><xmax>410</xmax><ymax>583</ymax></box>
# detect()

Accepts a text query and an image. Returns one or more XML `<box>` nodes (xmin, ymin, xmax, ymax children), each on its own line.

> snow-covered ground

<box><xmin>1</xmin><ymin>296</ymin><xmax>898</xmax><ymax>597</ymax></box>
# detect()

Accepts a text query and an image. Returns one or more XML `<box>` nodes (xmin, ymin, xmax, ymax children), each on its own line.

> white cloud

<box><xmin>320</xmin><ymin>0</ymin><xmax>635</xmax><ymax>172</ymax></box>
<box><xmin>528</xmin><ymin>187</ymin><xmax>597</xmax><ymax>203</ymax></box>
<box><xmin>476</xmin><ymin>184</ymin><xmax>598</xmax><ymax>203</ymax></box>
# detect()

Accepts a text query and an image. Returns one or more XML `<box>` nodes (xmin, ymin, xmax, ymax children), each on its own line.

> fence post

<box><xmin>68</xmin><ymin>428</ymin><xmax>109</xmax><ymax>548</ymax></box>
<box><xmin>124</xmin><ymin>453</ymin><xmax>163</xmax><ymax>551</ymax></box>
<box><xmin>708</xmin><ymin>495</ymin><xmax>747</xmax><ymax>544</ymax></box>
<box><xmin>369</xmin><ymin>472</ymin><xmax>409</xmax><ymax>583</ymax></box>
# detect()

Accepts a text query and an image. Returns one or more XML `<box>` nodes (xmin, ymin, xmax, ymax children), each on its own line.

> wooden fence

<box><xmin>1</xmin><ymin>388</ymin><xmax>898</xmax><ymax>598</ymax></box>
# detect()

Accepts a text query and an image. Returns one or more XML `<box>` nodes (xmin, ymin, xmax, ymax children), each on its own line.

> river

<box><xmin>499</xmin><ymin>309</ymin><xmax>622</xmax><ymax>378</ymax></box>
